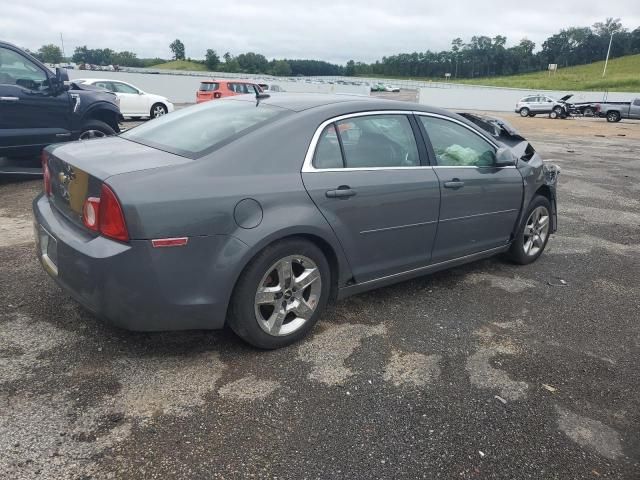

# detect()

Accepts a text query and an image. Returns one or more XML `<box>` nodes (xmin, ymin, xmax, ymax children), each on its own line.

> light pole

<box><xmin>602</xmin><ymin>32</ymin><xmax>613</xmax><ymax>77</ymax></box>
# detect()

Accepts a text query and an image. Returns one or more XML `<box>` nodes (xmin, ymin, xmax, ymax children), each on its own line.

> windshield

<box><xmin>121</xmin><ymin>98</ymin><xmax>289</xmax><ymax>158</ymax></box>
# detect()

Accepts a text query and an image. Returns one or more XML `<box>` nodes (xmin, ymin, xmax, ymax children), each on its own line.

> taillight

<box><xmin>81</xmin><ymin>184</ymin><xmax>129</xmax><ymax>242</ymax></box>
<box><xmin>99</xmin><ymin>184</ymin><xmax>129</xmax><ymax>242</ymax></box>
<box><xmin>42</xmin><ymin>151</ymin><xmax>52</xmax><ymax>196</ymax></box>
<box><xmin>214</xmin><ymin>92</ymin><xmax>221</xmax><ymax>99</ymax></box>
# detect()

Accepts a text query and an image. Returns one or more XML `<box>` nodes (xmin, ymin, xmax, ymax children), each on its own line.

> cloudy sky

<box><xmin>3</xmin><ymin>1</ymin><xmax>639</xmax><ymax>63</ymax></box>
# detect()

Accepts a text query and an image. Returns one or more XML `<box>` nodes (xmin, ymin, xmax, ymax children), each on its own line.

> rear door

<box><xmin>417</xmin><ymin>114</ymin><xmax>523</xmax><ymax>262</ymax></box>
<box><xmin>0</xmin><ymin>45</ymin><xmax>71</xmax><ymax>155</ymax></box>
<box><xmin>302</xmin><ymin>112</ymin><xmax>440</xmax><ymax>283</ymax></box>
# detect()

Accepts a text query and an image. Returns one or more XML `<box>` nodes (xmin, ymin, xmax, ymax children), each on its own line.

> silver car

<box><xmin>515</xmin><ymin>95</ymin><xmax>561</xmax><ymax>117</ymax></box>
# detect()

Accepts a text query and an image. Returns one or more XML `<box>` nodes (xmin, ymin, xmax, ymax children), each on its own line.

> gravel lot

<box><xmin>1</xmin><ymin>102</ymin><xmax>639</xmax><ymax>479</ymax></box>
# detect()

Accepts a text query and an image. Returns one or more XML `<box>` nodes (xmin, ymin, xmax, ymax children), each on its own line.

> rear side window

<box><xmin>200</xmin><ymin>82</ymin><xmax>219</xmax><ymax>91</ymax></box>
<box><xmin>633</xmin><ymin>99</ymin><xmax>640</xmax><ymax>106</ymax></box>
<box><xmin>419</xmin><ymin>116</ymin><xmax>495</xmax><ymax>167</ymax></box>
<box><xmin>121</xmin><ymin>99</ymin><xmax>289</xmax><ymax>158</ymax></box>
<box><xmin>313</xmin><ymin>125</ymin><xmax>343</xmax><ymax>169</ymax></box>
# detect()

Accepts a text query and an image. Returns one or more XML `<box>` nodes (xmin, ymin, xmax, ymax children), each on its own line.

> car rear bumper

<box><xmin>33</xmin><ymin>193</ymin><xmax>248</xmax><ymax>331</ymax></box>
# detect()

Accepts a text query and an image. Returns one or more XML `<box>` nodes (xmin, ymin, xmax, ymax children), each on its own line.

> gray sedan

<box><xmin>34</xmin><ymin>94</ymin><xmax>559</xmax><ymax>349</ymax></box>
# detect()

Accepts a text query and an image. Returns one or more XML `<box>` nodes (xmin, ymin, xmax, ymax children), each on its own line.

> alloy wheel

<box><xmin>523</xmin><ymin>206</ymin><xmax>550</xmax><ymax>256</ymax></box>
<box><xmin>153</xmin><ymin>105</ymin><xmax>167</xmax><ymax>118</ymax></box>
<box><xmin>254</xmin><ymin>255</ymin><xmax>322</xmax><ymax>336</ymax></box>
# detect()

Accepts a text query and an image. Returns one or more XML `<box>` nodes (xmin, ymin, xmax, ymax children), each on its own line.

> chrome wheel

<box><xmin>523</xmin><ymin>206</ymin><xmax>550</xmax><ymax>256</ymax></box>
<box><xmin>152</xmin><ymin>105</ymin><xmax>167</xmax><ymax>118</ymax></box>
<box><xmin>79</xmin><ymin>129</ymin><xmax>107</xmax><ymax>140</ymax></box>
<box><xmin>254</xmin><ymin>255</ymin><xmax>322</xmax><ymax>336</ymax></box>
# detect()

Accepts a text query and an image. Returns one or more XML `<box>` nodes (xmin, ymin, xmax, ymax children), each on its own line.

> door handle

<box><xmin>0</xmin><ymin>97</ymin><xmax>19</xmax><ymax>102</ymax></box>
<box><xmin>326</xmin><ymin>186</ymin><xmax>356</xmax><ymax>198</ymax></box>
<box><xmin>443</xmin><ymin>179</ymin><xmax>465</xmax><ymax>189</ymax></box>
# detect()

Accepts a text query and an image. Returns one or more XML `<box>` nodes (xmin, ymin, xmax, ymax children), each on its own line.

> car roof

<box><xmin>225</xmin><ymin>92</ymin><xmax>455</xmax><ymax>116</ymax></box>
<box><xmin>202</xmin><ymin>79</ymin><xmax>257</xmax><ymax>84</ymax></box>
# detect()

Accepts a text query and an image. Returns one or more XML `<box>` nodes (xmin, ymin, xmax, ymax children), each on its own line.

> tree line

<box><xmin>28</xmin><ymin>18</ymin><xmax>640</xmax><ymax>78</ymax></box>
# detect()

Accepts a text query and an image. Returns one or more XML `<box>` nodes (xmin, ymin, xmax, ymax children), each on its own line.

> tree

<box><xmin>236</xmin><ymin>52</ymin><xmax>268</xmax><ymax>73</ymax></box>
<box><xmin>169</xmin><ymin>39</ymin><xmax>185</xmax><ymax>60</ymax></box>
<box><xmin>592</xmin><ymin>17</ymin><xmax>624</xmax><ymax>37</ymax></box>
<box><xmin>344</xmin><ymin>59</ymin><xmax>356</xmax><ymax>76</ymax></box>
<box><xmin>37</xmin><ymin>44</ymin><xmax>63</xmax><ymax>64</ymax></box>
<box><xmin>205</xmin><ymin>49</ymin><xmax>220</xmax><ymax>70</ymax></box>
<box><xmin>271</xmin><ymin>60</ymin><xmax>292</xmax><ymax>76</ymax></box>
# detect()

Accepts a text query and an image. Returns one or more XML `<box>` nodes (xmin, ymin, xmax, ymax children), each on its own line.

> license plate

<box><xmin>35</xmin><ymin>223</ymin><xmax>58</xmax><ymax>276</ymax></box>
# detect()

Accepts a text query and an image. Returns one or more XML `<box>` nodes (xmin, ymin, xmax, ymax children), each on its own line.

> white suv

<box><xmin>515</xmin><ymin>95</ymin><xmax>558</xmax><ymax>117</ymax></box>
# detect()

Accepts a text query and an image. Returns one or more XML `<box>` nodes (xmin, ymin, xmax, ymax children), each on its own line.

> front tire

<box><xmin>228</xmin><ymin>238</ymin><xmax>331</xmax><ymax>349</ymax></box>
<box><xmin>507</xmin><ymin>195</ymin><xmax>552</xmax><ymax>265</ymax></box>
<box><xmin>78</xmin><ymin>120</ymin><xmax>115</xmax><ymax>140</ymax></box>
<box><xmin>519</xmin><ymin>107</ymin><xmax>530</xmax><ymax>117</ymax></box>
<box><xmin>150</xmin><ymin>103</ymin><xmax>168</xmax><ymax>119</ymax></box>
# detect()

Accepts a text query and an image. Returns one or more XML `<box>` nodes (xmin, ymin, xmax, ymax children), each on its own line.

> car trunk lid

<box><xmin>45</xmin><ymin>136</ymin><xmax>191</xmax><ymax>230</ymax></box>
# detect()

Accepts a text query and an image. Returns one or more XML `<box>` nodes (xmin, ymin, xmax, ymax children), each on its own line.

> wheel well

<box><xmin>535</xmin><ymin>185</ymin><xmax>552</xmax><ymax>203</ymax></box>
<box><xmin>295</xmin><ymin>234</ymin><xmax>340</xmax><ymax>302</ymax></box>
<box><xmin>85</xmin><ymin>109</ymin><xmax>119</xmax><ymax>132</ymax></box>
<box><xmin>228</xmin><ymin>233</ymin><xmax>341</xmax><ymax>324</ymax></box>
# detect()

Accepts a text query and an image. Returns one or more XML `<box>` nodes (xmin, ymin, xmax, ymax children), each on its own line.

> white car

<box><xmin>384</xmin><ymin>85</ymin><xmax>400</xmax><ymax>92</ymax></box>
<box><xmin>75</xmin><ymin>78</ymin><xmax>174</xmax><ymax>119</ymax></box>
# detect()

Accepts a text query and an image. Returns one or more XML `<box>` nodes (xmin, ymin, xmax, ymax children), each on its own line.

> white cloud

<box><xmin>2</xmin><ymin>0</ymin><xmax>639</xmax><ymax>64</ymax></box>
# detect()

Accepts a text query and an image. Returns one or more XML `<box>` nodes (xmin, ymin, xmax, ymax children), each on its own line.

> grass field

<box><xmin>152</xmin><ymin>60</ymin><xmax>208</xmax><ymax>71</ymax></box>
<box><xmin>364</xmin><ymin>54</ymin><xmax>640</xmax><ymax>92</ymax></box>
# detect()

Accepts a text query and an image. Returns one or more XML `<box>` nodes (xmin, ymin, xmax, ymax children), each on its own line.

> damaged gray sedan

<box><xmin>34</xmin><ymin>94</ymin><xmax>559</xmax><ymax>349</ymax></box>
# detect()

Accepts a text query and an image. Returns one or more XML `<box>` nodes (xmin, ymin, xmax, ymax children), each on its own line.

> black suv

<box><xmin>0</xmin><ymin>41</ymin><xmax>121</xmax><ymax>170</ymax></box>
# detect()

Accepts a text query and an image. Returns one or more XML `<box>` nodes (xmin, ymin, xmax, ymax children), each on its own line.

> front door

<box><xmin>0</xmin><ymin>46</ymin><xmax>71</xmax><ymax>155</ymax></box>
<box><xmin>417</xmin><ymin>114</ymin><xmax>523</xmax><ymax>262</ymax></box>
<box><xmin>302</xmin><ymin>113</ymin><xmax>441</xmax><ymax>283</ymax></box>
<box><xmin>111</xmin><ymin>81</ymin><xmax>148</xmax><ymax>116</ymax></box>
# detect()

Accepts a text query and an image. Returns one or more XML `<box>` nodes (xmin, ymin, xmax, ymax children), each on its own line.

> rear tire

<box><xmin>507</xmin><ymin>195</ymin><xmax>552</xmax><ymax>265</ymax></box>
<box><xmin>519</xmin><ymin>107</ymin><xmax>530</xmax><ymax>117</ymax></box>
<box><xmin>606</xmin><ymin>111</ymin><xmax>621</xmax><ymax>123</ymax></box>
<box><xmin>549</xmin><ymin>111</ymin><xmax>558</xmax><ymax>119</ymax></box>
<box><xmin>583</xmin><ymin>107</ymin><xmax>595</xmax><ymax>117</ymax></box>
<box><xmin>78</xmin><ymin>120</ymin><xmax>115</xmax><ymax>140</ymax></box>
<box><xmin>228</xmin><ymin>238</ymin><xmax>331</xmax><ymax>349</ymax></box>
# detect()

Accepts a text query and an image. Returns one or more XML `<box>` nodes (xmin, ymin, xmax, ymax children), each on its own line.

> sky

<box><xmin>2</xmin><ymin>1</ymin><xmax>639</xmax><ymax>64</ymax></box>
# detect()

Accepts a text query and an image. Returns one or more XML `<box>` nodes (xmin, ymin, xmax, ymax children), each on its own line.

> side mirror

<box><xmin>494</xmin><ymin>147</ymin><xmax>517</xmax><ymax>167</ymax></box>
<box><xmin>51</xmin><ymin>67</ymin><xmax>70</xmax><ymax>93</ymax></box>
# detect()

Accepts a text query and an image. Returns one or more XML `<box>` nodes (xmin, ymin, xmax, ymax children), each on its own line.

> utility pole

<box><xmin>602</xmin><ymin>32</ymin><xmax>613</xmax><ymax>77</ymax></box>
<box><xmin>59</xmin><ymin>33</ymin><xmax>66</xmax><ymax>62</ymax></box>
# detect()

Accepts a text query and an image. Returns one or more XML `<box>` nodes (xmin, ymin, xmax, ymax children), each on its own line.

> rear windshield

<box><xmin>199</xmin><ymin>82</ymin><xmax>219</xmax><ymax>91</ymax></box>
<box><xmin>121</xmin><ymin>99</ymin><xmax>288</xmax><ymax>159</ymax></box>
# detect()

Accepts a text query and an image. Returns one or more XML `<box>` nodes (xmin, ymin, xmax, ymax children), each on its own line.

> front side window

<box><xmin>122</xmin><ymin>99</ymin><xmax>288</xmax><ymax>158</ymax></box>
<box><xmin>0</xmin><ymin>47</ymin><xmax>48</xmax><ymax>90</ymax></box>
<box><xmin>335</xmin><ymin>115</ymin><xmax>419</xmax><ymax>168</ymax></box>
<box><xmin>419</xmin><ymin>116</ymin><xmax>495</xmax><ymax>167</ymax></box>
<box><xmin>633</xmin><ymin>99</ymin><xmax>640</xmax><ymax>107</ymax></box>
<box><xmin>94</xmin><ymin>81</ymin><xmax>114</xmax><ymax>91</ymax></box>
<box><xmin>112</xmin><ymin>82</ymin><xmax>138</xmax><ymax>94</ymax></box>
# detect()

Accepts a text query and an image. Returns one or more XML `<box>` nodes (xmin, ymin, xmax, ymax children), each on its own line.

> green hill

<box><xmin>457</xmin><ymin>54</ymin><xmax>640</xmax><ymax>92</ymax></box>
<box><xmin>151</xmin><ymin>60</ymin><xmax>208</xmax><ymax>71</ymax></box>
